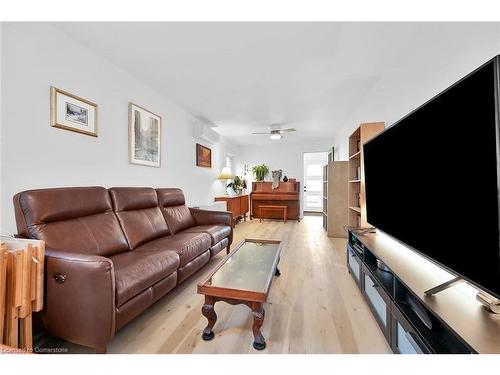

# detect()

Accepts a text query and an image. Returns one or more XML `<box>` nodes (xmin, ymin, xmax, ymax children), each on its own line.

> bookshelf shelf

<box><xmin>349</xmin><ymin>150</ymin><xmax>361</xmax><ymax>159</ymax></box>
<box><xmin>347</xmin><ymin>122</ymin><xmax>385</xmax><ymax>228</ymax></box>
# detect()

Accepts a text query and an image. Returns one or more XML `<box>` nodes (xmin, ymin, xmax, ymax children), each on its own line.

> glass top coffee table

<box><xmin>197</xmin><ymin>238</ymin><xmax>282</xmax><ymax>350</ymax></box>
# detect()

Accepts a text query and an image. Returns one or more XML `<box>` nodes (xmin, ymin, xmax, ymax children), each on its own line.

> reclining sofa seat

<box><xmin>13</xmin><ymin>186</ymin><xmax>233</xmax><ymax>353</ymax></box>
<box><xmin>107</xmin><ymin>187</ymin><xmax>181</xmax><ymax>330</ymax></box>
<box><xmin>156</xmin><ymin>188</ymin><xmax>233</xmax><ymax>258</ymax></box>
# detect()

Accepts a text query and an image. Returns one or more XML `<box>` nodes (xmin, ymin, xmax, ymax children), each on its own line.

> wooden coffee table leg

<box><xmin>251</xmin><ymin>303</ymin><xmax>266</xmax><ymax>350</ymax></box>
<box><xmin>201</xmin><ymin>296</ymin><xmax>217</xmax><ymax>341</ymax></box>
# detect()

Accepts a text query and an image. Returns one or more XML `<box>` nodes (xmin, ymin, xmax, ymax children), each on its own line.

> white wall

<box><xmin>0</xmin><ymin>23</ymin><xmax>237</xmax><ymax>233</ymax></box>
<box><xmin>331</xmin><ymin>25</ymin><xmax>500</xmax><ymax>159</ymax></box>
<box><xmin>236</xmin><ymin>139</ymin><xmax>334</xmax><ymax>217</ymax></box>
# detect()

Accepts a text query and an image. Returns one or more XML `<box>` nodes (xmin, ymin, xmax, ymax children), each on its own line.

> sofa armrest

<box><xmin>43</xmin><ymin>247</ymin><xmax>116</xmax><ymax>351</ymax></box>
<box><xmin>189</xmin><ymin>208</ymin><xmax>233</xmax><ymax>246</ymax></box>
<box><xmin>189</xmin><ymin>207</ymin><xmax>233</xmax><ymax>228</ymax></box>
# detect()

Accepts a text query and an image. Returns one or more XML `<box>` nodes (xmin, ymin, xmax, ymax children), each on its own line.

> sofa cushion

<box><xmin>13</xmin><ymin>187</ymin><xmax>129</xmax><ymax>257</ymax></box>
<box><xmin>156</xmin><ymin>188</ymin><xmax>186</xmax><ymax>206</ymax></box>
<box><xmin>162</xmin><ymin>205</ymin><xmax>196</xmax><ymax>234</ymax></box>
<box><xmin>209</xmin><ymin>237</ymin><xmax>229</xmax><ymax>257</ymax></box>
<box><xmin>110</xmin><ymin>248</ymin><xmax>180</xmax><ymax>307</ymax></box>
<box><xmin>156</xmin><ymin>188</ymin><xmax>195</xmax><ymax>234</ymax></box>
<box><xmin>109</xmin><ymin>187</ymin><xmax>170</xmax><ymax>249</ymax></box>
<box><xmin>135</xmin><ymin>232</ymin><xmax>211</xmax><ymax>267</ymax></box>
<box><xmin>182</xmin><ymin>224</ymin><xmax>231</xmax><ymax>246</ymax></box>
<box><xmin>177</xmin><ymin>250</ymin><xmax>210</xmax><ymax>283</ymax></box>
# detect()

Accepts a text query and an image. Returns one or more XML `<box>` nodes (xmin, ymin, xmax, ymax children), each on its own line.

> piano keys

<box><xmin>250</xmin><ymin>181</ymin><xmax>300</xmax><ymax>222</ymax></box>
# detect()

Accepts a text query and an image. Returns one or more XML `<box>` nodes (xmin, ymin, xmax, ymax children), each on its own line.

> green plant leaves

<box><xmin>252</xmin><ymin>164</ymin><xmax>269</xmax><ymax>181</ymax></box>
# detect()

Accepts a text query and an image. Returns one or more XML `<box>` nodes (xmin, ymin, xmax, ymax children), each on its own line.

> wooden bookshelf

<box><xmin>322</xmin><ymin>161</ymin><xmax>348</xmax><ymax>237</ymax></box>
<box><xmin>322</xmin><ymin>164</ymin><xmax>328</xmax><ymax>232</ymax></box>
<box><xmin>348</xmin><ymin>122</ymin><xmax>385</xmax><ymax>228</ymax></box>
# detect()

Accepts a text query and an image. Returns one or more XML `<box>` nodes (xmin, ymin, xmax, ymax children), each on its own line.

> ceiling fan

<box><xmin>251</xmin><ymin>126</ymin><xmax>296</xmax><ymax>140</ymax></box>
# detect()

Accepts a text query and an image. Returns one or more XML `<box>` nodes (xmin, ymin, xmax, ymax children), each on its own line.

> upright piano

<box><xmin>250</xmin><ymin>181</ymin><xmax>300</xmax><ymax>222</ymax></box>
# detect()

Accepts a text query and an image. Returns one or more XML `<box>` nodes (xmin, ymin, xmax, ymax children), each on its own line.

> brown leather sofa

<box><xmin>13</xmin><ymin>186</ymin><xmax>232</xmax><ymax>353</ymax></box>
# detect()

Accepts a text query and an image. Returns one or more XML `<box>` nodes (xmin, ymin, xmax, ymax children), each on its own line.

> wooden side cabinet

<box><xmin>214</xmin><ymin>195</ymin><xmax>249</xmax><ymax>224</ymax></box>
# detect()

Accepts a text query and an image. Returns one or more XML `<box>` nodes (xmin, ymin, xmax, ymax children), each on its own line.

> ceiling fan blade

<box><xmin>251</xmin><ymin>132</ymin><xmax>271</xmax><ymax>135</ymax></box>
<box><xmin>279</xmin><ymin>128</ymin><xmax>296</xmax><ymax>133</ymax></box>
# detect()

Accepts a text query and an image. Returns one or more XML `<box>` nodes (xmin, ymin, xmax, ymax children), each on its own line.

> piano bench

<box><xmin>259</xmin><ymin>205</ymin><xmax>288</xmax><ymax>223</ymax></box>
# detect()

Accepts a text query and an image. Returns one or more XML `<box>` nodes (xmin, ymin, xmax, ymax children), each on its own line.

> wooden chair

<box><xmin>0</xmin><ymin>244</ymin><xmax>7</xmax><ymax>344</ymax></box>
<box><xmin>1</xmin><ymin>238</ymin><xmax>44</xmax><ymax>352</ymax></box>
<box><xmin>259</xmin><ymin>205</ymin><xmax>288</xmax><ymax>223</ymax></box>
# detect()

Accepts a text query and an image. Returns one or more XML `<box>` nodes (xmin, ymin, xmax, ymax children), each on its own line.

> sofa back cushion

<box><xmin>13</xmin><ymin>186</ymin><xmax>129</xmax><ymax>257</ymax></box>
<box><xmin>156</xmin><ymin>188</ymin><xmax>195</xmax><ymax>234</ymax></box>
<box><xmin>109</xmin><ymin>187</ymin><xmax>169</xmax><ymax>249</ymax></box>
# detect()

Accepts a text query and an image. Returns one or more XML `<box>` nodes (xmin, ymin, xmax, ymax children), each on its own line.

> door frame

<box><xmin>302</xmin><ymin>151</ymin><xmax>329</xmax><ymax>213</ymax></box>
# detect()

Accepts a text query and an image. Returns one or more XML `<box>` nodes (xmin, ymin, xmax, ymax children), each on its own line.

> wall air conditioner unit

<box><xmin>194</xmin><ymin>123</ymin><xmax>220</xmax><ymax>144</ymax></box>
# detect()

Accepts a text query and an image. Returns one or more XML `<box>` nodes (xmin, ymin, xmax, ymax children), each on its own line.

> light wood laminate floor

<box><xmin>35</xmin><ymin>216</ymin><xmax>391</xmax><ymax>354</ymax></box>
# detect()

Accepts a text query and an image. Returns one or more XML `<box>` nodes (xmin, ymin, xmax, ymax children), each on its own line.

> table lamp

<box><xmin>218</xmin><ymin>167</ymin><xmax>234</xmax><ymax>181</ymax></box>
<box><xmin>218</xmin><ymin>167</ymin><xmax>235</xmax><ymax>196</ymax></box>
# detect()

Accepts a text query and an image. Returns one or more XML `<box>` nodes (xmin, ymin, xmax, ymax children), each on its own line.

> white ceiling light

<box><xmin>253</xmin><ymin>127</ymin><xmax>293</xmax><ymax>140</ymax></box>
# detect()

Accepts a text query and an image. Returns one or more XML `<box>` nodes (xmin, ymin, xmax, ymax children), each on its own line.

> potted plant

<box><xmin>232</xmin><ymin>176</ymin><xmax>243</xmax><ymax>194</ymax></box>
<box><xmin>227</xmin><ymin>175</ymin><xmax>245</xmax><ymax>195</ymax></box>
<box><xmin>252</xmin><ymin>164</ymin><xmax>269</xmax><ymax>181</ymax></box>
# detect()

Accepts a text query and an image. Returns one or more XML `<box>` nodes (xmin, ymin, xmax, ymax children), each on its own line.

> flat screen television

<box><xmin>363</xmin><ymin>55</ymin><xmax>500</xmax><ymax>298</ymax></box>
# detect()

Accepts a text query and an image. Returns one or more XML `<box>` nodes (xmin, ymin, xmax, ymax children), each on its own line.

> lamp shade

<box><xmin>218</xmin><ymin>167</ymin><xmax>234</xmax><ymax>180</ymax></box>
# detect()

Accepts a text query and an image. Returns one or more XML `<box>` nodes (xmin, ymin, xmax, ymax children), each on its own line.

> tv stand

<box><xmin>347</xmin><ymin>228</ymin><xmax>500</xmax><ymax>353</ymax></box>
<box><xmin>352</xmin><ymin>227</ymin><xmax>376</xmax><ymax>236</ymax></box>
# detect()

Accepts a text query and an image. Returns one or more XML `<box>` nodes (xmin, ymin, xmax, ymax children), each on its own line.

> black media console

<box><xmin>347</xmin><ymin>229</ymin><xmax>473</xmax><ymax>354</ymax></box>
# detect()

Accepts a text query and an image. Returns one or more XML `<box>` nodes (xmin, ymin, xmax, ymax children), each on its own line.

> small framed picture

<box><xmin>196</xmin><ymin>143</ymin><xmax>212</xmax><ymax>168</ymax></box>
<box><xmin>129</xmin><ymin>102</ymin><xmax>161</xmax><ymax>168</ymax></box>
<box><xmin>50</xmin><ymin>87</ymin><xmax>98</xmax><ymax>137</ymax></box>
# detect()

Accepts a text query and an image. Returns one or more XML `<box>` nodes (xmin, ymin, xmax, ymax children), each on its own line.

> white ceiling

<box><xmin>53</xmin><ymin>22</ymin><xmax>500</xmax><ymax>146</ymax></box>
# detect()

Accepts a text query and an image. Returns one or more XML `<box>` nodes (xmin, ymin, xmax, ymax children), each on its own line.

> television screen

<box><xmin>364</xmin><ymin>57</ymin><xmax>500</xmax><ymax>298</ymax></box>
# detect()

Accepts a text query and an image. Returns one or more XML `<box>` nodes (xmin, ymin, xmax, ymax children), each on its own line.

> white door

<box><xmin>303</xmin><ymin>152</ymin><xmax>329</xmax><ymax>212</ymax></box>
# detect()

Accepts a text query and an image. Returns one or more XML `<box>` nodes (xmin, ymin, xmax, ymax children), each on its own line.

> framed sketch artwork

<box><xmin>196</xmin><ymin>143</ymin><xmax>212</xmax><ymax>168</ymax></box>
<box><xmin>129</xmin><ymin>102</ymin><xmax>161</xmax><ymax>167</ymax></box>
<box><xmin>50</xmin><ymin>86</ymin><xmax>98</xmax><ymax>137</ymax></box>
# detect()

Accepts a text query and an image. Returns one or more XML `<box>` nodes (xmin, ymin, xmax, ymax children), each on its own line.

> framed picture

<box><xmin>129</xmin><ymin>102</ymin><xmax>161</xmax><ymax>168</ymax></box>
<box><xmin>196</xmin><ymin>143</ymin><xmax>212</xmax><ymax>168</ymax></box>
<box><xmin>50</xmin><ymin>86</ymin><xmax>98</xmax><ymax>137</ymax></box>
